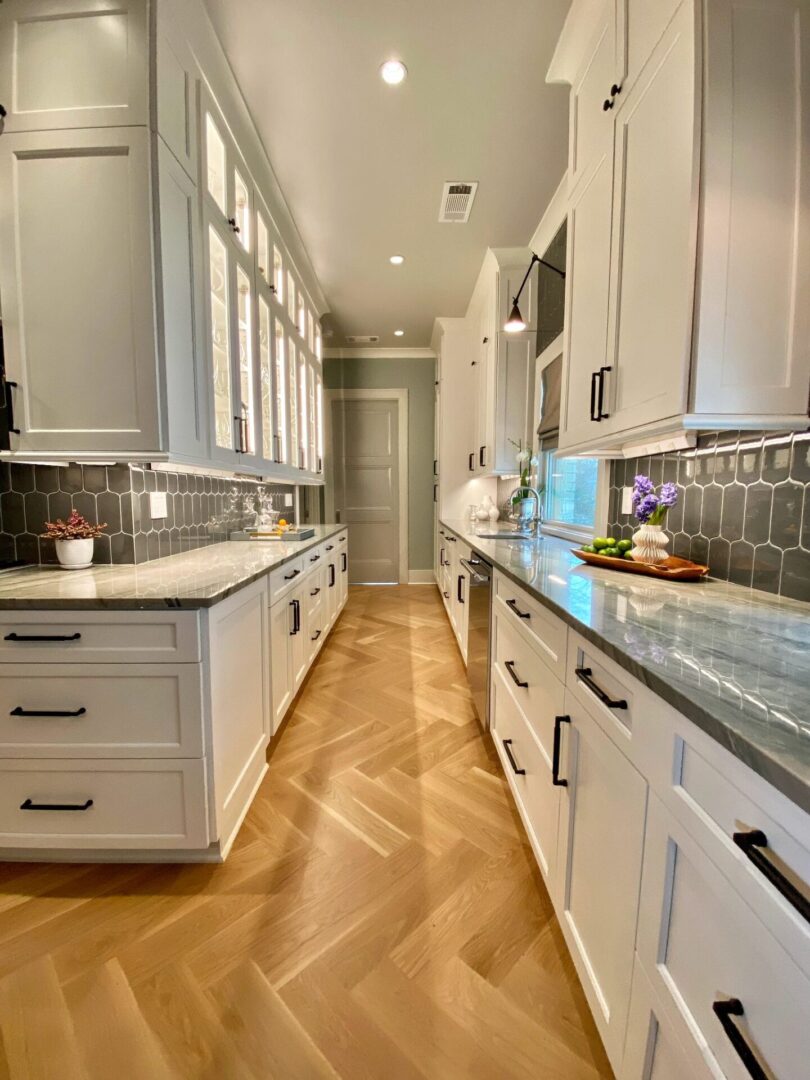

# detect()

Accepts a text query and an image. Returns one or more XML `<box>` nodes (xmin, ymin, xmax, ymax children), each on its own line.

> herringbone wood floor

<box><xmin>0</xmin><ymin>585</ymin><xmax>612</xmax><ymax>1080</ymax></box>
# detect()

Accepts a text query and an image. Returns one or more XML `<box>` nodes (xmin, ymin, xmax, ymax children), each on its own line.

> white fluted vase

<box><xmin>630</xmin><ymin>523</ymin><xmax>669</xmax><ymax>565</ymax></box>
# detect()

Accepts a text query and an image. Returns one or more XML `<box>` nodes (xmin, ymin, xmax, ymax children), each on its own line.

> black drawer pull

<box><xmin>310</xmin><ymin>587</ymin><xmax>321</xmax><ymax>597</ymax></box>
<box><xmin>552</xmin><ymin>715</ymin><xmax>570</xmax><ymax>786</ymax></box>
<box><xmin>457</xmin><ymin>574</ymin><xmax>464</xmax><ymax>604</ymax></box>
<box><xmin>446</xmin><ymin>535</ymin><xmax>456</xmax><ymax>543</ymax></box>
<box><xmin>328</xmin><ymin>565</ymin><xmax>336</xmax><ymax>587</ymax></box>
<box><xmin>505</xmin><ymin>598</ymin><xmax>530</xmax><ymax>620</ymax></box>
<box><xmin>443</xmin><ymin>590</ymin><xmax>450</xmax><ymax>599</ymax></box>
<box><xmin>502</xmin><ymin>739</ymin><xmax>526</xmax><ymax>776</ymax></box>
<box><xmin>712</xmin><ymin>998</ymin><xmax>769</xmax><ymax>1080</ymax></box>
<box><xmin>325</xmin><ymin>545</ymin><xmax>334</xmax><ymax>551</ymax></box>
<box><xmin>10</xmin><ymin>706</ymin><xmax>86</xmax><ymax>718</ymax></box>
<box><xmin>468</xmin><ymin>452</ymin><xmax>475</xmax><ymax>471</ymax></box>
<box><xmin>311</xmin><ymin>629</ymin><xmax>322</xmax><ymax>642</ymax></box>
<box><xmin>290</xmin><ymin>598</ymin><xmax>300</xmax><ymax>635</ymax></box>
<box><xmin>589</xmin><ymin>370</ymin><xmax>600</xmax><ymax>422</ymax></box>
<box><xmin>310</xmin><ymin>554</ymin><xmax>321</xmax><ymax>562</ymax></box>
<box><xmin>733</xmin><ymin>829</ymin><xmax>810</xmax><ymax>925</ymax></box>
<box><xmin>504</xmin><ymin>660</ymin><xmax>527</xmax><ymax>688</ymax></box>
<box><xmin>21</xmin><ymin>798</ymin><xmax>93</xmax><ymax>812</ymax></box>
<box><xmin>5</xmin><ymin>632</ymin><xmax>81</xmax><ymax>643</ymax></box>
<box><xmin>283</xmin><ymin>569</ymin><xmax>300</xmax><ymax>580</ymax></box>
<box><xmin>341</xmin><ymin>553</ymin><xmax>347</xmax><ymax>572</ymax></box>
<box><xmin>575</xmin><ymin>667</ymin><xmax>627</xmax><ymax>709</ymax></box>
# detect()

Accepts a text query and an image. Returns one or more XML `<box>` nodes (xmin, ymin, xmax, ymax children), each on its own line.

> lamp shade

<box><xmin>504</xmin><ymin>301</ymin><xmax>526</xmax><ymax>333</ymax></box>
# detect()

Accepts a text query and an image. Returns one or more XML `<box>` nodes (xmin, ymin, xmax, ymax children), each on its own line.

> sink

<box><xmin>474</xmin><ymin>531</ymin><xmax>536</xmax><ymax>540</ymax></box>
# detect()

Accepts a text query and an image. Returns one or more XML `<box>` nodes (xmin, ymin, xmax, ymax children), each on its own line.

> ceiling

<box><xmin>203</xmin><ymin>0</ymin><xmax>572</xmax><ymax>349</ymax></box>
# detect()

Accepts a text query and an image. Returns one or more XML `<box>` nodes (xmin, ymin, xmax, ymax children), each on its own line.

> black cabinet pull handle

<box><xmin>433</xmin><ymin>483</ymin><xmax>437</xmax><ymax>503</ymax></box>
<box><xmin>310</xmin><ymin>587</ymin><xmax>321</xmax><ymax>597</ymax></box>
<box><xmin>310</xmin><ymin>554</ymin><xmax>320</xmax><ymax>562</ymax></box>
<box><xmin>468</xmin><ymin>452</ymin><xmax>475</xmax><ymax>471</ymax></box>
<box><xmin>227</xmin><ymin>216</ymin><xmax>241</xmax><ymax>233</ymax></box>
<box><xmin>283</xmin><ymin>569</ymin><xmax>300</xmax><ymax>580</ymax></box>
<box><xmin>311</xmin><ymin>629</ymin><xmax>322</xmax><ymax>641</ymax></box>
<box><xmin>341</xmin><ymin>553</ymin><xmax>347</xmax><ymax>572</ymax></box>
<box><xmin>328</xmin><ymin>565</ymin><xmax>336</xmax><ymax>587</ymax></box>
<box><xmin>289</xmin><ymin>598</ymin><xmax>300</xmax><ymax>635</ymax></box>
<box><xmin>610</xmin><ymin>83</ymin><xmax>622</xmax><ymax>97</ymax></box>
<box><xmin>21</xmin><ymin>798</ymin><xmax>93</xmax><ymax>812</ymax></box>
<box><xmin>603</xmin><ymin>98</ymin><xmax>614</xmax><ymax>111</ymax></box>
<box><xmin>457</xmin><ymin>574</ymin><xmax>464</xmax><ymax>604</ymax></box>
<box><xmin>4</xmin><ymin>632</ymin><xmax>81</xmax><ymax>642</ymax></box>
<box><xmin>4</xmin><ymin>379</ymin><xmax>20</xmax><ymax>436</ymax></box>
<box><xmin>234</xmin><ymin>416</ymin><xmax>243</xmax><ymax>453</ymax></box>
<box><xmin>504</xmin><ymin>660</ymin><xmax>527</xmax><ymax>688</ymax></box>
<box><xmin>597</xmin><ymin>365</ymin><xmax>611</xmax><ymax>420</ymax></box>
<box><xmin>712</xmin><ymin>999</ymin><xmax>769</xmax><ymax>1080</ymax></box>
<box><xmin>479</xmin><ymin>446</ymin><xmax>486</xmax><ymax>467</ymax></box>
<box><xmin>575</xmin><ymin>667</ymin><xmax>627</xmax><ymax>709</ymax></box>
<box><xmin>10</xmin><ymin>706</ymin><xmax>86</xmax><ymax>718</ymax></box>
<box><xmin>733</xmin><ymin>829</ymin><xmax>810</xmax><ymax>924</ymax></box>
<box><xmin>553</xmin><ymin>715</ymin><xmax>570</xmax><ymax>786</ymax></box>
<box><xmin>590</xmin><ymin>370</ymin><xmax>600</xmax><ymax>422</ymax></box>
<box><xmin>502</xmin><ymin>739</ymin><xmax>526</xmax><ymax>776</ymax></box>
<box><xmin>446</xmin><ymin>536</ymin><xmax>456</xmax><ymax>543</ymax></box>
<box><xmin>433</xmin><ymin>459</ymin><xmax>437</xmax><ymax>474</ymax></box>
<box><xmin>443</xmin><ymin>590</ymin><xmax>450</xmax><ymax>599</ymax></box>
<box><xmin>325</xmin><ymin>545</ymin><xmax>334</xmax><ymax>551</ymax></box>
<box><xmin>505</xmin><ymin>598</ymin><xmax>530</xmax><ymax>620</ymax></box>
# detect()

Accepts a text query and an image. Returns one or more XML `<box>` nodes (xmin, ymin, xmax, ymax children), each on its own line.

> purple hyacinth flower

<box><xmin>635</xmin><ymin>493</ymin><xmax>660</xmax><ymax>524</ymax></box>
<box><xmin>659</xmin><ymin>482</ymin><xmax>678</xmax><ymax>508</ymax></box>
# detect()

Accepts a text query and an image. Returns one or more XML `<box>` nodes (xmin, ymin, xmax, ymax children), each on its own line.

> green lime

<box><xmin>592</xmin><ymin>537</ymin><xmax>609</xmax><ymax>550</ymax></box>
<box><xmin>605</xmin><ymin>537</ymin><xmax>618</xmax><ymax>547</ymax></box>
<box><xmin>624</xmin><ymin>551</ymin><xmax>635</xmax><ymax>560</ymax></box>
<box><xmin>617</xmin><ymin>539</ymin><xmax>632</xmax><ymax>553</ymax></box>
<box><xmin>581</xmin><ymin>544</ymin><xmax>596</xmax><ymax>553</ymax></box>
<box><xmin>603</xmin><ymin>547</ymin><xmax>620</xmax><ymax>558</ymax></box>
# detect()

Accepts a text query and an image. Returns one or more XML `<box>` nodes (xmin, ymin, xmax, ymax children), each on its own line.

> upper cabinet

<box><xmin>550</xmin><ymin>0</ymin><xmax>810</xmax><ymax>456</ymax></box>
<box><xmin>0</xmin><ymin>0</ymin><xmax>326</xmax><ymax>482</ymax></box>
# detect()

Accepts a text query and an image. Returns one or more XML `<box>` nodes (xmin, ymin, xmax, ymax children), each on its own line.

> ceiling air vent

<box><xmin>438</xmin><ymin>181</ymin><xmax>478</xmax><ymax>223</ymax></box>
<box><xmin>345</xmin><ymin>335</ymin><xmax>380</xmax><ymax>345</ymax></box>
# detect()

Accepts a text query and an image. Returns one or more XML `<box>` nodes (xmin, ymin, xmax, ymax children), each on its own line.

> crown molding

<box><xmin>323</xmin><ymin>347</ymin><xmax>436</xmax><ymax>360</ymax></box>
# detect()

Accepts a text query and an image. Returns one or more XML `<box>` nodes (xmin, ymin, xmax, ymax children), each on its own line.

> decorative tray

<box><xmin>572</xmin><ymin>549</ymin><xmax>709</xmax><ymax>581</ymax></box>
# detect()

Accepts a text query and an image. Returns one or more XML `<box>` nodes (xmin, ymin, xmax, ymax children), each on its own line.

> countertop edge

<box><xmin>439</xmin><ymin>519</ymin><xmax>810</xmax><ymax>817</ymax></box>
<box><xmin>0</xmin><ymin>525</ymin><xmax>347</xmax><ymax>610</ymax></box>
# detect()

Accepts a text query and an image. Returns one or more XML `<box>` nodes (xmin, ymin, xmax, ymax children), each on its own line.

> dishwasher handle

<box><xmin>459</xmin><ymin>557</ymin><xmax>490</xmax><ymax>585</ymax></box>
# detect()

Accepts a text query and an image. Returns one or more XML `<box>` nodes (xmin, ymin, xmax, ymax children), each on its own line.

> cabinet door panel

<box><xmin>157</xmin><ymin>140</ymin><xmax>208</xmax><ymax>462</ymax></box>
<box><xmin>556</xmin><ymin>694</ymin><xmax>648</xmax><ymax>1070</ymax></box>
<box><xmin>569</xmin><ymin>16</ymin><xmax>618</xmax><ymax>194</ymax></box>
<box><xmin>0</xmin><ymin>127</ymin><xmax>160</xmax><ymax>454</ymax></box>
<box><xmin>0</xmin><ymin>0</ymin><xmax>148</xmax><ymax>134</ymax></box>
<box><xmin>603</xmin><ymin>1</ymin><xmax>697</xmax><ymax>434</ymax></box>
<box><xmin>560</xmin><ymin>150</ymin><xmax>614</xmax><ymax>450</ymax></box>
<box><xmin>270</xmin><ymin>597</ymin><xmax>294</xmax><ymax>734</ymax></box>
<box><xmin>493</xmin><ymin>334</ymin><xmax>534</xmax><ymax>473</ymax></box>
<box><xmin>615</xmin><ymin>0</ymin><xmax>683</xmax><ymax>102</ymax></box>
<box><xmin>156</xmin><ymin>5</ymin><xmax>198</xmax><ymax>180</ymax></box>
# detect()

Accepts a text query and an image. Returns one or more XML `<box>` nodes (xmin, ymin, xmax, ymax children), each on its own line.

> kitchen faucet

<box><xmin>508</xmin><ymin>486</ymin><xmax>544</xmax><ymax>538</ymax></box>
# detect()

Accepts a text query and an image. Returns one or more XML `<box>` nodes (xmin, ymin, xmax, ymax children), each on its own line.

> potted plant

<box><xmin>630</xmin><ymin>476</ymin><xmax>679</xmax><ymax>564</ymax></box>
<box><xmin>507</xmin><ymin>439</ymin><xmax>543</xmax><ymax>526</ymax></box>
<box><xmin>41</xmin><ymin>510</ymin><xmax>107</xmax><ymax>570</ymax></box>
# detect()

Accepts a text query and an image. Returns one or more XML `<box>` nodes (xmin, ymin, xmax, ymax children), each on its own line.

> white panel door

<box><xmin>569</xmin><ymin>12</ymin><xmax>618</xmax><ymax>195</ymax></box>
<box><xmin>555</xmin><ymin>693</ymin><xmax>648</xmax><ymax>1071</ymax></box>
<box><xmin>602</xmin><ymin>0</ymin><xmax>698</xmax><ymax>435</ymax></box>
<box><xmin>157</xmin><ymin>140</ymin><xmax>208</xmax><ymax>463</ymax></box>
<box><xmin>0</xmin><ymin>0</ymin><xmax>148</xmax><ymax>134</ymax></box>
<box><xmin>269</xmin><ymin>596</ymin><xmax>294</xmax><ymax>733</ymax></box>
<box><xmin>0</xmin><ymin>127</ymin><xmax>161</xmax><ymax>455</ymax></box>
<box><xmin>331</xmin><ymin>396</ymin><xmax>400</xmax><ymax>584</ymax></box>
<box><xmin>156</xmin><ymin>2</ymin><xmax>198</xmax><ymax>180</ymax></box>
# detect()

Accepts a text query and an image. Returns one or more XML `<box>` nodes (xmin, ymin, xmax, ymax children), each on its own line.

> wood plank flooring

<box><xmin>0</xmin><ymin>585</ymin><xmax>612</xmax><ymax>1080</ymax></box>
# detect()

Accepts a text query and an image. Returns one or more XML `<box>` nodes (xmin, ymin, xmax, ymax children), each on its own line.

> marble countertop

<box><xmin>441</xmin><ymin>519</ymin><xmax>810</xmax><ymax>816</ymax></box>
<box><xmin>0</xmin><ymin>525</ymin><xmax>344</xmax><ymax>610</ymax></box>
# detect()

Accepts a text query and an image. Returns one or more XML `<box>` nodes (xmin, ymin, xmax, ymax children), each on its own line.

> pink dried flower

<box><xmin>41</xmin><ymin>510</ymin><xmax>107</xmax><ymax>541</ymax></box>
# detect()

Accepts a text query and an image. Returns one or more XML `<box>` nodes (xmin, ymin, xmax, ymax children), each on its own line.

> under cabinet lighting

<box><xmin>380</xmin><ymin>59</ymin><xmax>407</xmax><ymax>85</ymax></box>
<box><xmin>394</xmin><ymin>329</ymin><xmax>405</xmax><ymax>337</ymax></box>
<box><xmin>389</xmin><ymin>254</ymin><xmax>405</xmax><ymax>265</ymax></box>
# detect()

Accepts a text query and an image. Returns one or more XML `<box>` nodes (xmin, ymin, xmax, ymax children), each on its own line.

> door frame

<box><xmin>324</xmin><ymin>388</ymin><xmax>409</xmax><ymax>585</ymax></box>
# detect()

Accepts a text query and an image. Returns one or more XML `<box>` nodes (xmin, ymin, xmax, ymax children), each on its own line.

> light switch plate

<box><xmin>621</xmin><ymin>487</ymin><xmax>634</xmax><ymax>515</ymax></box>
<box><xmin>284</xmin><ymin>494</ymin><xmax>294</xmax><ymax>507</ymax></box>
<box><xmin>149</xmin><ymin>491</ymin><xmax>168</xmax><ymax>519</ymax></box>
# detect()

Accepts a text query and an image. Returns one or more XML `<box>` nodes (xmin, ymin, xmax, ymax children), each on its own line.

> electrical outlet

<box><xmin>149</xmin><ymin>491</ymin><xmax>168</xmax><ymax>519</ymax></box>
<box><xmin>621</xmin><ymin>486</ymin><xmax>634</xmax><ymax>515</ymax></box>
<box><xmin>284</xmin><ymin>493</ymin><xmax>294</xmax><ymax>507</ymax></box>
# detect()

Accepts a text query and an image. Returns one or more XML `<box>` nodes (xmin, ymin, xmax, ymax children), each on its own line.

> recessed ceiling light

<box><xmin>389</xmin><ymin>254</ymin><xmax>404</xmax><ymax>265</ymax></box>
<box><xmin>380</xmin><ymin>59</ymin><xmax>407</xmax><ymax>85</ymax></box>
<box><xmin>394</xmin><ymin>329</ymin><xmax>405</xmax><ymax>337</ymax></box>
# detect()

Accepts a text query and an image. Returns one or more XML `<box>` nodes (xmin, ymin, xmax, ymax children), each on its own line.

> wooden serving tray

<box><xmin>572</xmin><ymin>549</ymin><xmax>710</xmax><ymax>581</ymax></box>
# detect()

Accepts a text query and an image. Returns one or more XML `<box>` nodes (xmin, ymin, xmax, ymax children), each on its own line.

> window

<box><xmin>541</xmin><ymin>450</ymin><xmax>601</xmax><ymax>539</ymax></box>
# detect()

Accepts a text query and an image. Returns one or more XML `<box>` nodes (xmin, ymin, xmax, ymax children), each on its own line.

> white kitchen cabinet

<box><xmin>636</xmin><ymin>794</ymin><xmax>810</xmax><ymax>1080</ymax></box>
<box><xmin>206</xmin><ymin>576</ymin><xmax>270</xmax><ymax>853</ymax></box>
<box><xmin>0</xmin><ymin>126</ymin><xmax>161</xmax><ymax>456</ymax></box>
<box><xmin>156</xmin><ymin>0</ymin><xmax>199</xmax><ymax>180</ymax></box>
<box><xmin>0</xmin><ymin>0</ymin><xmax>149</xmax><ymax>135</ymax></box>
<box><xmin>555</xmin><ymin>691</ymin><xmax>648</xmax><ymax>1070</ymax></box>
<box><xmin>269</xmin><ymin>595</ymin><xmax>295</xmax><ymax>734</ymax></box>
<box><xmin>552</xmin><ymin>0</ymin><xmax>810</xmax><ymax>455</ymax></box>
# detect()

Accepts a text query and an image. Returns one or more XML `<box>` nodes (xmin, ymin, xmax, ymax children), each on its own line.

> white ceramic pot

<box><xmin>630</xmin><ymin>523</ymin><xmax>669</xmax><ymax>565</ymax></box>
<box><xmin>55</xmin><ymin>537</ymin><xmax>95</xmax><ymax>570</ymax></box>
<box><xmin>488</xmin><ymin>505</ymin><xmax>500</xmax><ymax>522</ymax></box>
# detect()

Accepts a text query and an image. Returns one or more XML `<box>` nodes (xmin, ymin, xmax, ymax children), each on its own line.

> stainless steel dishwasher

<box><xmin>460</xmin><ymin>553</ymin><xmax>492</xmax><ymax>730</ymax></box>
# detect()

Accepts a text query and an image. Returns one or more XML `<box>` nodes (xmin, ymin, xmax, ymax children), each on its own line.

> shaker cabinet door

<box><xmin>0</xmin><ymin>127</ymin><xmax>161</xmax><ymax>456</ymax></box>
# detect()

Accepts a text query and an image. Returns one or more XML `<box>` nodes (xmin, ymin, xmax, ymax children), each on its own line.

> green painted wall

<box><xmin>323</xmin><ymin>356</ymin><xmax>436</xmax><ymax>572</ymax></box>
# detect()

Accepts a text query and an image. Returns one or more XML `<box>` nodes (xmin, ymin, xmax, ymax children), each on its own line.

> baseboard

<box><xmin>408</xmin><ymin>569</ymin><xmax>434</xmax><ymax>584</ymax></box>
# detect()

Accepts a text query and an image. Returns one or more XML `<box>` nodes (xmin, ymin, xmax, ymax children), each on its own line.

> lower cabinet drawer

<box><xmin>637</xmin><ymin>794</ymin><xmax>810</xmax><ymax>1080</ymax></box>
<box><xmin>491</xmin><ymin>666</ymin><xmax>560</xmax><ymax>881</ymax></box>
<box><xmin>0</xmin><ymin>611</ymin><xmax>200</xmax><ymax>664</ymax></box>
<box><xmin>493</xmin><ymin>571</ymin><xmax>567</xmax><ymax>681</ymax></box>
<box><xmin>0</xmin><ymin>759</ymin><xmax>209</xmax><ymax>849</ymax></box>
<box><xmin>0</xmin><ymin>664</ymin><xmax>203</xmax><ymax>757</ymax></box>
<box><xmin>268</xmin><ymin>556</ymin><xmax>305</xmax><ymax>605</ymax></box>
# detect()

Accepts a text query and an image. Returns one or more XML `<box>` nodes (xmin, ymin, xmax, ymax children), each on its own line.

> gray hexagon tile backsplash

<box><xmin>607</xmin><ymin>431</ymin><xmax>810</xmax><ymax>602</ymax></box>
<box><xmin>0</xmin><ymin>463</ymin><xmax>296</xmax><ymax>566</ymax></box>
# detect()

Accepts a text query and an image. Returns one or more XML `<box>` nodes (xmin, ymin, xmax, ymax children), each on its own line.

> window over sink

<box><xmin>540</xmin><ymin>450</ymin><xmax>604</xmax><ymax>543</ymax></box>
